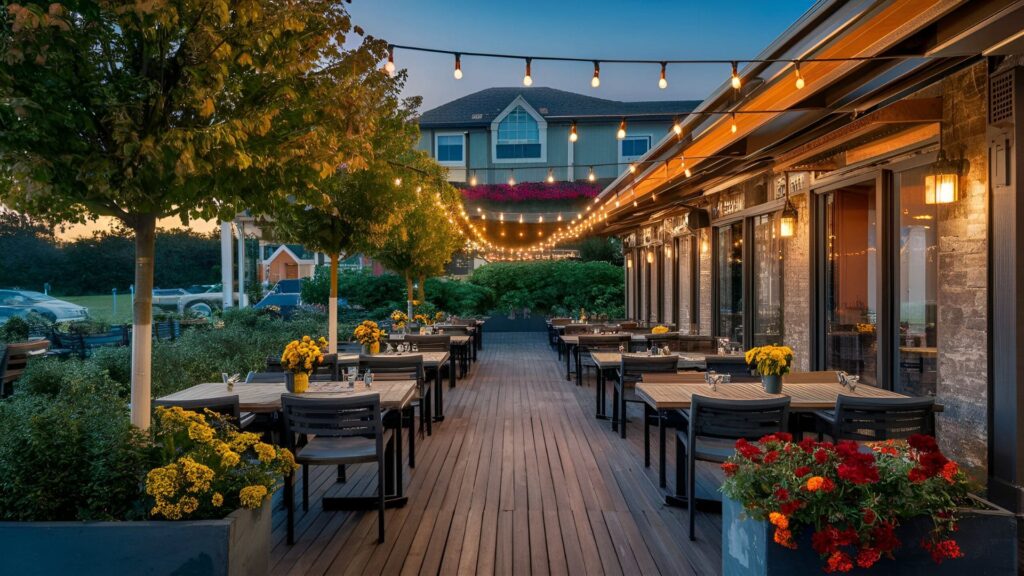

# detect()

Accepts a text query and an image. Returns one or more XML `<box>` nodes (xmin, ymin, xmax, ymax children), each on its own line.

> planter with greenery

<box><xmin>720</xmin><ymin>433</ymin><xmax>1017</xmax><ymax>575</ymax></box>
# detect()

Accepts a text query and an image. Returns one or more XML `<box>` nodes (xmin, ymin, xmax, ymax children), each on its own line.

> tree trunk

<box><xmin>130</xmin><ymin>214</ymin><xmax>157</xmax><ymax>430</ymax></box>
<box><xmin>417</xmin><ymin>274</ymin><xmax>426</xmax><ymax>302</ymax></box>
<box><xmin>328</xmin><ymin>253</ymin><xmax>339</xmax><ymax>354</ymax></box>
<box><xmin>405</xmin><ymin>274</ymin><xmax>414</xmax><ymax>318</ymax></box>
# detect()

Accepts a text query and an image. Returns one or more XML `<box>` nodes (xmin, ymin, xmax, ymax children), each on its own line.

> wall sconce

<box><xmin>700</xmin><ymin>234</ymin><xmax>709</xmax><ymax>255</ymax></box>
<box><xmin>925</xmin><ymin>148</ymin><xmax>960</xmax><ymax>204</ymax></box>
<box><xmin>664</xmin><ymin>244</ymin><xmax>672</xmax><ymax>259</ymax></box>
<box><xmin>779</xmin><ymin>197</ymin><xmax>798</xmax><ymax>238</ymax></box>
<box><xmin>646</xmin><ymin>250</ymin><xmax>654</xmax><ymax>264</ymax></box>
<box><xmin>627</xmin><ymin>255</ymin><xmax>633</xmax><ymax>269</ymax></box>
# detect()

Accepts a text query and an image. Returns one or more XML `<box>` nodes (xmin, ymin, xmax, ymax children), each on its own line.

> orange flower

<box><xmin>773</xmin><ymin>527</ymin><xmax>797</xmax><ymax>549</ymax></box>
<box><xmin>940</xmin><ymin>461</ymin><xmax>959</xmax><ymax>483</ymax></box>
<box><xmin>769</xmin><ymin>512</ymin><xmax>789</xmax><ymax>529</ymax></box>
<box><xmin>805</xmin><ymin>476</ymin><xmax>825</xmax><ymax>492</ymax></box>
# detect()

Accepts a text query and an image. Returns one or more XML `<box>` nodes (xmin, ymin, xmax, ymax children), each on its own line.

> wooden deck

<box><xmin>270</xmin><ymin>332</ymin><xmax>723</xmax><ymax>575</ymax></box>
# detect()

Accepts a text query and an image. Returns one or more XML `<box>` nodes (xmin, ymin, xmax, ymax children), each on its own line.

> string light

<box><xmin>730</xmin><ymin>61</ymin><xmax>741</xmax><ymax>90</ymax></box>
<box><xmin>591</xmin><ymin>61</ymin><xmax>601</xmax><ymax>88</ymax></box>
<box><xmin>507</xmin><ymin>169</ymin><xmax>516</xmax><ymax>186</ymax></box>
<box><xmin>794</xmin><ymin>60</ymin><xmax>804</xmax><ymax>89</ymax></box>
<box><xmin>588</xmin><ymin>166</ymin><xmax>596</xmax><ymax>182</ymax></box>
<box><xmin>393</xmin><ymin>177</ymin><xmax>402</xmax><ymax>186</ymax></box>
<box><xmin>569</xmin><ymin>121</ymin><xmax>578</xmax><ymax>143</ymax></box>
<box><xmin>629</xmin><ymin>163</ymin><xmax>636</xmax><ymax>173</ymax></box>
<box><xmin>523</xmin><ymin>58</ymin><xmax>533</xmax><ymax>86</ymax></box>
<box><xmin>731</xmin><ymin>112</ymin><xmax>738</xmax><ymax>133</ymax></box>
<box><xmin>658</xmin><ymin>62</ymin><xmax>668</xmax><ymax>89</ymax></box>
<box><xmin>453</xmin><ymin>53</ymin><xmax>463</xmax><ymax>79</ymax></box>
<box><xmin>681</xmin><ymin>155</ymin><xmax>691</xmax><ymax>178</ymax></box>
<box><xmin>546</xmin><ymin>168</ymin><xmax>555</xmax><ymax>183</ymax></box>
<box><xmin>469</xmin><ymin>171</ymin><xmax>478</xmax><ymax>186</ymax></box>
<box><xmin>673</xmin><ymin>118</ymin><xmax>682</xmax><ymax>135</ymax></box>
<box><xmin>384</xmin><ymin>45</ymin><xmax>396</xmax><ymax>76</ymax></box>
<box><xmin>557</xmin><ymin>214</ymin><xmax>562</xmax><ymax>222</ymax></box>
<box><xmin>616</xmin><ymin>119</ymin><xmax>627</xmax><ymax>140</ymax></box>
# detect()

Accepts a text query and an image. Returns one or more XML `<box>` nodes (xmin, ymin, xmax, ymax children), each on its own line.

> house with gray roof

<box><xmin>417</xmin><ymin>87</ymin><xmax>699</xmax><ymax>185</ymax></box>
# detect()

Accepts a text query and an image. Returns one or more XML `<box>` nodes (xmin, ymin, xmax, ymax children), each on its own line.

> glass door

<box><xmin>716</xmin><ymin>222</ymin><xmax>744</xmax><ymax>344</ymax></box>
<box><xmin>822</xmin><ymin>181</ymin><xmax>878</xmax><ymax>387</ymax></box>
<box><xmin>752</xmin><ymin>213</ymin><xmax>783</xmax><ymax>346</ymax></box>
<box><xmin>896</xmin><ymin>166</ymin><xmax>937</xmax><ymax>396</ymax></box>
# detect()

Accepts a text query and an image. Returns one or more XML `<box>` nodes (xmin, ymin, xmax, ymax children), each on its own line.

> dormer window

<box><xmin>490</xmin><ymin>97</ymin><xmax>547</xmax><ymax>163</ymax></box>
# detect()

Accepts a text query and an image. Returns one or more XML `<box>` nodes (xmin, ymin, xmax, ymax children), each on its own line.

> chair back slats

<box><xmin>435</xmin><ymin>325</ymin><xmax>471</xmax><ymax>336</ymax></box>
<box><xmin>359</xmin><ymin>355</ymin><xmax>424</xmax><ymax>383</ymax></box>
<box><xmin>617</xmin><ymin>321</ymin><xmax>638</xmax><ymax>330</ymax></box>
<box><xmin>641</xmin><ymin>372</ymin><xmax>707</xmax><ymax>383</ymax></box>
<box><xmin>550</xmin><ymin>318</ymin><xmax>572</xmax><ymax>326</ymax></box>
<box><xmin>403</xmin><ymin>334</ymin><xmax>451</xmax><ymax>351</ymax></box>
<box><xmin>154</xmin><ymin>395</ymin><xmax>241</xmax><ymax>421</ymax></box>
<box><xmin>246</xmin><ymin>371</ymin><xmax>286</xmax><ymax>383</ymax></box>
<box><xmin>783</xmin><ymin>371</ymin><xmax>840</xmax><ymax>384</ymax></box>
<box><xmin>562</xmin><ymin>324</ymin><xmax>593</xmax><ymax>336</ymax></box>
<box><xmin>690</xmin><ymin>395</ymin><xmax>790</xmax><ymax>440</ymax></box>
<box><xmin>834</xmin><ymin>395</ymin><xmax>935</xmax><ymax>441</ymax></box>
<box><xmin>281</xmin><ymin>394</ymin><xmax>382</xmax><ymax>441</ymax></box>
<box><xmin>677</xmin><ymin>335</ymin><xmax>715</xmax><ymax>353</ymax></box>
<box><xmin>577</xmin><ymin>334</ymin><xmax>631</xmax><ymax>354</ymax></box>
<box><xmin>619</xmin><ymin>355</ymin><xmax>679</xmax><ymax>384</ymax></box>
<box><xmin>266</xmin><ymin>353</ymin><xmax>339</xmax><ymax>379</ymax></box>
<box><xmin>1</xmin><ymin>340</ymin><xmax>50</xmax><ymax>385</ymax></box>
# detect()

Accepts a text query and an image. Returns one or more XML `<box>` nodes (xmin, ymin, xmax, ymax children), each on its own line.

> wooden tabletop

<box><xmin>560</xmin><ymin>334</ymin><xmax>651</xmax><ymax>345</ymax></box>
<box><xmin>337</xmin><ymin>351</ymin><xmax>450</xmax><ymax>367</ymax></box>
<box><xmin>588</xmin><ymin>351</ymin><xmax>743</xmax><ymax>369</ymax></box>
<box><xmin>158</xmin><ymin>379</ymin><xmax>418</xmax><ymax>413</ymax></box>
<box><xmin>899</xmin><ymin>346</ymin><xmax>938</xmax><ymax>356</ymax></box>
<box><xmin>389</xmin><ymin>334</ymin><xmax>471</xmax><ymax>345</ymax></box>
<box><xmin>635</xmin><ymin>380</ymin><xmax>910</xmax><ymax>411</ymax></box>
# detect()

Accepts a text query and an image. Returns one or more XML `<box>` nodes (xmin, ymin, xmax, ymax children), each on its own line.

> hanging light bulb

<box><xmin>794</xmin><ymin>60</ymin><xmax>804</xmax><ymax>90</ymax></box>
<box><xmin>546</xmin><ymin>168</ymin><xmax>555</xmax><ymax>183</ymax></box>
<box><xmin>468</xmin><ymin>171</ymin><xmax>478</xmax><ymax>187</ymax></box>
<box><xmin>453</xmin><ymin>53</ymin><xmax>463</xmax><ymax>80</ymax></box>
<box><xmin>629</xmin><ymin>163</ymin><xmax>636</xmax><ymax>174</ymax></box>
<box><xmin>673</xmin><ymin>118</ymin><xmax>682</xmax><ymax>136</ymax></box>
<box><xmin>591</xmin><ymin>61</ymin><xmax>601</xmax><ymax>88</ymax></box>
<box><xmin>384</xmin><ymin>45</ymin><xmax>396</xmax><ymax>76</ymax></box>
<box><xmin>658</xmin><ymin>62</ymin><xmax>668</xmax><ymax>89</ymax></box>
<box><xmin>507</xmin><ymin>169</ymin><xmax>515</xmax><ymax>186</ymax></box>
<box><xmin>731</xmin><ymin>112</ymin><xmax>738</xmax><ymax>134</ymax></box>
<box><xmin>557</xmin><ymin>213</ymin><xmax>563</xmax><ymax>222</ymax></box>
<box><xmin>681</xmin><ymin>155</ymin><xmax>692</xmax><ymax>178</ymax></box>
<box><xmin>522</xmin><ymin>58</ymin><xmax>533</xmax><ymax>86</ymax></box>
<box><xmin>588</xmin><ymin>166</ymin><xmax>596</xmax><ymax>182</ymax></box>
<box><xmin>617</xmin><ymin>118</ymin><xmax>627</xmax><ymax>140</ymax></box>
<box><xmin>633</xmin><ymin>199</ymin><xmax>638</xmax><ymax>207</ymax></box>
<box><xmin>569</xmin><ymin>121</ymin><xmax>578</xmax><ymax>143</ymax></box>
<box><xmin>393</xmin><ymin>177</ymin><xmax>402</xmax><ymax>187</ymax></box>
<box><xmin>730</xmin><ymin>61</ymin><xmax>741</xmax><ymax>90</ymax></box>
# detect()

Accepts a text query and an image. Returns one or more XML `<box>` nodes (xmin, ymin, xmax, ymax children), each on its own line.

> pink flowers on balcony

<box><xmin>461</xmin><ymin>182</ymin><xmax>601</xmax><ymax>203</ymax></box>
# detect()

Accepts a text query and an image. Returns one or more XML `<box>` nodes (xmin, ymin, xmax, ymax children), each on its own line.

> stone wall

<box><xmin>678</xmin><ymin>236</ymin><xmax>693</xmax><ymax>332</ymax></box>
<box><xmin>699</xmin><ymin>228</ymin><xmax>712</xmax><ymax>335</ymax></box>
<box><xmin>782</xmin><ymin>193</ymin><xmax>811</xmax><ymax>371</ymax></box>
<box><xmin>934</xmin><ymin>63</ymin><xmax>989</xmax><ymax>478</ymax></box>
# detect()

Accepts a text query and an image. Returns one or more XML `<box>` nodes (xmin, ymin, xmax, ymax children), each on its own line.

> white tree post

<box><xmin>220</xmin><ymin>222</ymin><xmax>234</xmax><ymax>309</ymax></box>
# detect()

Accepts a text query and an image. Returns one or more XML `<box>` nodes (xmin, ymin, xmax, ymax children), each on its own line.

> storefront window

<box><xmin>897</xmin><ymin>166</ymin><xmax>937</xmax><ymax>396</ymax></box>
<box><xmin>823</xmin><ymin>182</ymin><xmax>878</xmax><ymax>387</ymax></box>
<box><xmin>716</xmin><ymin>222</ymin><xmax>744</xmax><ymax>343</ymax></box>
<box><xmin>752</xmin><ymin>214</ymin><xmax>783</xmax><ymax>345</ymax></box>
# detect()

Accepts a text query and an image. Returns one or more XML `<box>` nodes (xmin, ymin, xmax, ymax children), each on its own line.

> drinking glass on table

<box><xmin>618</xmin><ymin>344</ymin><xmax>625</xmax><ymax>353</ymax></box>
<box><xmin>412</xmin><ymin>343</ymin><xmax>418</xmax><ymax>353</ymax></box>
<box><xmin>846</xmin><ymin>374</ymin><xmax>860</xmax><ymax>392</ymax></box>
<box><xmin>347</xmin><ymin>368</ymin><xmax>357</xmax><ymax>389</ymax></box>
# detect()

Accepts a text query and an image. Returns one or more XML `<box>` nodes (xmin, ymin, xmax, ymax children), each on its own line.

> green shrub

<box><xmin>18</xmin><ymin>355</ymin><xmax>126</xmax><ymax>397</ymax></box>
<box><xmin>424</xmin><ymin>277</ymin><xmax>495</xmax><ymax>316</ymax></box>
<box><xmin>469</xmin><ymin>260</ymin><xmax>624</xmax><ymax>318</ymax></box>
<box><xmin>0</xmin><ymin>316</ymin><xmax>29</xmax><ymax>343</ymax></box>
<box><xmin>0</xmin><ymin>377</ymin><xmax>154</xmax><ymax>521</ymax></box>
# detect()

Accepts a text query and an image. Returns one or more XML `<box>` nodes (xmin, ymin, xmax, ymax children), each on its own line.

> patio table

<box><xmin>634</xmin><ymin>379</ymin><xmax>932</xmax><ymax>506</ymax></box>
<box><xmin>390</xmin><ymin>334</ymin><xmax>473</xmax><ymax>378</ymax></box>
<box><xmin>158</xmin><ymin>379</ymin><xmax>418</xmax><ymax>509</ymax></box>
<box><xmin>338</xmin><ymin>351</ymin><xmax>453</xmax><ymax>421</ymax></box>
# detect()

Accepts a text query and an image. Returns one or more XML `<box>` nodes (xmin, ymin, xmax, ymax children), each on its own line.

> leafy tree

<box><xmin>469</xmin><ymin>260</ymin><xmax>625</xmax><ymax>317</ymax></box>
<box><xmin>1</xmin><ymin>1</ymin><xmax>391</xmax><ymax>428</ymax></box>
<box><xmin>0</xmin><ymin>207</ymin><xmax>62</xmax><ymax>289</ymax></box>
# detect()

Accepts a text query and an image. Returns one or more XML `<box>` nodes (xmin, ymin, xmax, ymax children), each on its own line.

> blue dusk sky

<box><xmin>348</xmin><ymin>0</ymin><xmax>813</xmax><ymax>112</ymax></box>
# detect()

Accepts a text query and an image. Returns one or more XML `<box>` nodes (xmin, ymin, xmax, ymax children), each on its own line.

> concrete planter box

<box><xmin>723</xmin><ymin>495</ymin><xmax>1017</xmax><ymax>576</ymax></box>
<box><xmin>0</xmin><ymin>501</ymin><xmax>270</xmax><ymax>576</ymax></box>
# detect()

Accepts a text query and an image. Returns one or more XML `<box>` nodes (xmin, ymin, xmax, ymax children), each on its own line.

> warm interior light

<box><xmin>658</xmin><ymin>62</ymin><xmax>668</xmax><ymax>89</ymax></box>
<box><xmin>523</xmin><ymin>58</ymin><xmax>533</xmax><ymax>86</ymax></box>
<box><xmin>591</xmin><ymin>61</ymin><xmax>601</xmax><ymax>88</ymax></box>
<box><xmin>453</xmin><ymin>54</ymin><xmax>462</xmax><ymax>80</ymax></box>
<box><xmin>730</xmin><ymin>61</ymin><xmax>741</xmax><ymax>90</ymax></box>
<box><xmin>701</xmin><ymin>236</ymin><xmax>709</xmax><ymax>254</ymax></box>
<box><xmin>617</xmin><ymin>119</ymin><xmax>627</xmax><ymax>140</ymax></box>
<box><xmin>924</xmin><ymin>150</ymin><xmax>960</xmax><ymax>204</ymax></box>
<box><xmin>627</xmin><ymin>255</ymin><xmax>633</xmax><ymax>269</ymax></box>
<box><xmin>569</xmin><ymin>121</ymin><xmax>578</xmax><ymax>142</ymax></box>
<box><xmin>384</xmin><ymin>46</ymin><xmax>396</xmax><ymax>76</ymax></box>
<box><xmin>664</xmin><ymin>244</ymin><xmax>672</xmax><ymax>258</ymax></box>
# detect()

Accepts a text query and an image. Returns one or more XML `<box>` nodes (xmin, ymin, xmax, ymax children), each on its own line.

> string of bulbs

<box><xmin>382</xmin><ymin>43</ymin><xmax>929</xmax><ymax>91</ymax></box>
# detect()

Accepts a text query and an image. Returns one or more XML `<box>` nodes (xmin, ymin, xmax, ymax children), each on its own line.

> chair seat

<box><xmin>239</xmin><ymin>412</ymin><xmax>257</xmax><ymax>430</ymax></box>
<box><xmin>814</xmin><ymin>410</ymin><xmax>836</xmax><ymax>424</ymax></box>
<box><xmin>675</xmin><ymin>432</ymin><xmax>738</xmax><ymax>463</ymax></box>
<box><xmin>296</xmin><ymin>432</ymin><xmax>392</xmax><ymax>465</ymax></box>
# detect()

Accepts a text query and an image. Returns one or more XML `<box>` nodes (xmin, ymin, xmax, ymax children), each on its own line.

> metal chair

<box><xmin>245</xmin><ymin>371</ymin><xmax>285</xmax><ymax>383</ymax></box>
<box><xmin>281</xmin><ymin>394</ymin><xmax>392</xmax><ymax>545</ymax></box>
<box><xmin>678</xmin><ymin>335</ymin><xmax>715</xmax><ymax>353</ymax></box>
<box><xmin>266</xmin><ymin>353</ymin><xmax>339</xmax><ymax>380</ymax></box>
<box><xmin>154</xmin><ymin>394</ymin><xmax>254</xmax><ymax>429</ymax></box>
<box><xmin>676</xmin><ymin>395</ymin><xmax>791</xmax><ymax>540</ymax></box>
<box><xmin>576</xmin><ymin>334</ymin><xmax>630</xmax><ymax>386</ymax></box>
<box><xmin>645</xmin><ymin>333</ymin><xmax>683</xmax><ymax>351</ymax></box>
<box><xmin>704</xmin><ymin>356</ymin><xmax>757</xmax><ymax>382</ymax></box>
<box><xmin>641</xmin><ymin>372</ymin><xmax>709</xmax><ymax>384</ymax></box>
<box><xmin>360</xmin><ymin>354</ymin><xmax>430</xmax><ymax>441</ymax></box>
<box><xmin>815</xmin><ymin>395</ymin><xmax>935</xmax><ymax>441</ymax></box>
<box><xmin>402</xmin><ymin>334</ymin><xmax>450</xmax><ymax>352</ymax></box>
<box><xmin>614</xmin><ymin>355</ymin><xmax>679</xmax><ymax>438</ymax></box>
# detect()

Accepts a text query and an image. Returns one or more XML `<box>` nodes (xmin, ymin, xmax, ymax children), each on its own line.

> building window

<box><xmin>896</xmin><ymin>165</ymin><xmax>937</xmax><ymax>396</ymax></box>
<box><xmin>822</xmin><ymin>180</ymin><xmax>878</xmax><ymax>387</ymax></box>
<box><xmin>495</xmin><ymin>106</ymin><xmax>541</xmax><ymax>159</ymax></box>
<box><xmin>752</xmin><ymin>213</ymin><xmax>783</xmax><ymax>345</ymax></box>
<box><xmin>620</xmin><ymin>136</ymin><xmax>651</xmax><ymax>161</ymax></box>
<box><xmin>716</xmin><ymin>221</ymin><xmax>744</xmax><ymax>344</ymax></box>
<box><xmin>435</xmin><ymin>134</ymin><xmax>464</xmax><ymax>164</ymax></box>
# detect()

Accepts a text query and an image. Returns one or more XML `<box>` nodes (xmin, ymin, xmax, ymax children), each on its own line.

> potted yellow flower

<box><xmin>745</xmin><ymin>344</ymin><xmax>794</xmax><ymax>393</ymax></box>
<box><xmin>390</xmin><ymin>310</ymin><xmax>409</xmax><ymax>333</ymax></box>
<box><xmin>353</xmin><ymin>320</ymin><xmax>384</xmax><ymax>354</ymax></box>
<box><xmin>280</xmin><ymin>335</ymin><xmax>327</xmax><ymax>393</ymax></box>
<box><xmin>651</xmin><ymin>325</ymin><xmax>670</xmax><ymax>334</ymax></box>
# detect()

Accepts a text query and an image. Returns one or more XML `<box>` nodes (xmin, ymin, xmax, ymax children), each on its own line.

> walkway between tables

<box><xmin>270</xmin><ymin>332</ymin><xmax>723</xmax><ymax>575</ymax></box>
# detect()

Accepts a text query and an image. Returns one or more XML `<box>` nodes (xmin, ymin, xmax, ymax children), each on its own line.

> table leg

<box><xmin>434</xmin><ymin>368</ymin><xmax>445</xmax><ymax>422</ymax></box>
<box><xmin>619</xmin><ymin>385</ymin><xmax>627</xmax><ymax>439</ymax></box>
<box><xmin>611</xmin><ymin>381</ymin><xmax>619</xmax><ymax>432</ymax></box>
<box><xmin>565</xmin><ymin>344</ymin><xmax>572</xmax><ymax>380</ymax></box>
<box><xmin>595</xmin><ymin>368</ymin><xmax>603</xmax><ymax>419</ymax></box>
<box><xmin>406</xmin><ymin>406</ymin><xmax>415</xmax><ymax>468</ymax></box>
<box><xmin>394</xmin><ymin>414</ymin><xmax>403</xmax><ymax>497</ymax></box>
<box><xmin>658</xmin><ymin>410</ymin><xmax>666</xmax><ymax>488</ymax></box>
<box><xmin>449</xmin><ymin>360</ymin><xmax>455</xmax><ymax>389</ymax></box>
<box><xmin>575</xmin><ymin>348</ymin><xmax>582</xmax><ymax>386</ymax></box>
<box><xmin>644</xmin><ymin>404</ymin><xmax>651</xmax><ymax>467</ymax></box>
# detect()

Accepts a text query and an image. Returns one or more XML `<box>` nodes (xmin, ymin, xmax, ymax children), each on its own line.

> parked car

<box><xmin>0</xmin><ymin>306</ymin><xmax>32</xmax><ymax>327</ymax></box>
<box><xmin>0</xmin><ymin>290</ymin><xmax>88</xmax><ymax>323</ymax></box>
<box><xmin>253</xmin><ymin>292</ymin><xmax>303</xmax><ymax>317</ymax></box>
<box><xmin>152</xmin><ymin>284</ymin><xmax>238</xmax><ymax>318</ymax></box>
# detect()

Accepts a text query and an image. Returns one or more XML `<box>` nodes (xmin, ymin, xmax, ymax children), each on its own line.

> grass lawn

<box><xmin>62</xmin><ymin>294</ymin><xmax>134</xmax><ymax>324</ymax></box>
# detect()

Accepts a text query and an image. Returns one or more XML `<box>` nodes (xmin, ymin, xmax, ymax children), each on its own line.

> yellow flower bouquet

<box><xmin>390</xmin><ymin>310</ymin><xmax>409</xmax><ymax>330</ymax></box>
<box><xmin>353</xmin><ymin>320</ymin><xmax>384</xmax><ymax>353</ymax></box>
<box><xmin>413</xmin><ymin>313</ymin><xmax>433</xmax><ymax>326</ymax></box>
<box><xmin>745</xmin><ymin>345</ymin><xmax>794</xmax><ymax>377</ymax></box>
<box><xmin>280</xmin><ymin>335</ymin><xmax>327</xmax><ymax>393</ymax></box>
<box><xmin>651</xmin><ymin>325</ymin><xmax>670</xmax><ymax>334</ymax></box>
<box><xmin>146</xmin><ymin>406</ymin><xmax>297</xmax><ymax>521</ymax></box>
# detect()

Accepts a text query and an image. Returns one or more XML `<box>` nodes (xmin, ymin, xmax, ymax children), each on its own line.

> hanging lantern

<box><xmin>779</xmin><ymin>197</ymin><xmax>798</xmax><ymax>238</ymax></box>
<box><xmin>924</xmin><ymin>149</ymin><xmax>960</xmax><ymax>204</ymax></box>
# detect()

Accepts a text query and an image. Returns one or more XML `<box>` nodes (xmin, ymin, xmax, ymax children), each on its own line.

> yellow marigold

<box><xmin>278</xmin><ymin>448</ymin><xmax>298</xmax><ymax>472</ymax></box>
<box><xmin>805</xmin><ymin>476</ymin><xmax>825</xmax><ymax>492</ymax></box>
<box><xmin>212</xmin><ymin>492</ymin><xmax>224</xmax><ymax>507</ymax></box>
<box><xmin>229</xmin><ymin>431</ymin><xmax>262</xmax><ymax>452</ymax></box>
<box><xmin>651</xmin><ymin>325</ymin><xmax>669</xmax><ymax>334</ymax></box>
<box><xmin>239</xmin><ymin>485</ymin><xmax>268</xmax><ymax>509</ymax></box>
<box><xmin>220</xmin><ymin>450</ymin><xmax>241</xmax><ymax>468</ymax></box>
<box><xmin>145</xmin><ymin>464</ymin><xmax>180</xmax><ymax>499</ymax></box>
<box><xmin>179</xmin><ymin>456</ymin><xmax>215</xmax><ymax>493</ymax></box>
<box><xmin>180</xmin><ymin>496</ymin><xmax>199</xmax><ymax>514</ymax></box>
<box><xmin>769</xmin><ymin>512</ymin><xmax>789</xmax><ymax>529</ymax></box>
<box><xmin>187</xmin><ymin>422</ymin><xmax>215</xmax><ymax>443</ymax></box>
<box><xmin>254</xmin><ymin>442</ymin><xmax>276</xmax><ymax>464</ymax></box>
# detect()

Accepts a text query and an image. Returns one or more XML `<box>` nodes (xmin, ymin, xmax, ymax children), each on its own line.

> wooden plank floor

<box><xmin>270</xmin><ymin>332</ymin><xmax>724</xmax><ymax>575</ymax></box>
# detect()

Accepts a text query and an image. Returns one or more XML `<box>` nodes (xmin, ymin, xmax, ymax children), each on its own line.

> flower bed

<box><xmin>461</xmin><ymin>181</ymin><xmax>600</xmax><ymax>203</ymax></box>
<box><xmin>720</xmin><ymin>434</ymin><xmax>1017</xmax><ymax>574</ymax></box>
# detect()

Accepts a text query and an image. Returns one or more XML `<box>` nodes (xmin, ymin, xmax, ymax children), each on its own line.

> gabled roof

<box><xmin>418</xmin><ymin>87</ymin><xmax>700</xmax><ymax>128</ymax></box>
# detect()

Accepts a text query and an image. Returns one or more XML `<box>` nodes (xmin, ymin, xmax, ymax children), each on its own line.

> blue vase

<box><xmin>762</xmin><ymin>375</ymin><xmax>782</xmax><ymax>394</ymax></box>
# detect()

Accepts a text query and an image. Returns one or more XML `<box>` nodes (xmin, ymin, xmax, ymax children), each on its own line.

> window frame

<box><xmin>434</xmin><ymin>132</ymin><xmax>466</xmax><ymax>166</ymax></box>
<box><xmin>618</xmin><ymin>134</ymin><xmax>653</xmax><ymax>166</ymax></box>
<box><xmin>489</xmin><ymin>96</ymin><xmax>547</xmax><ymax>164</ymax></box>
